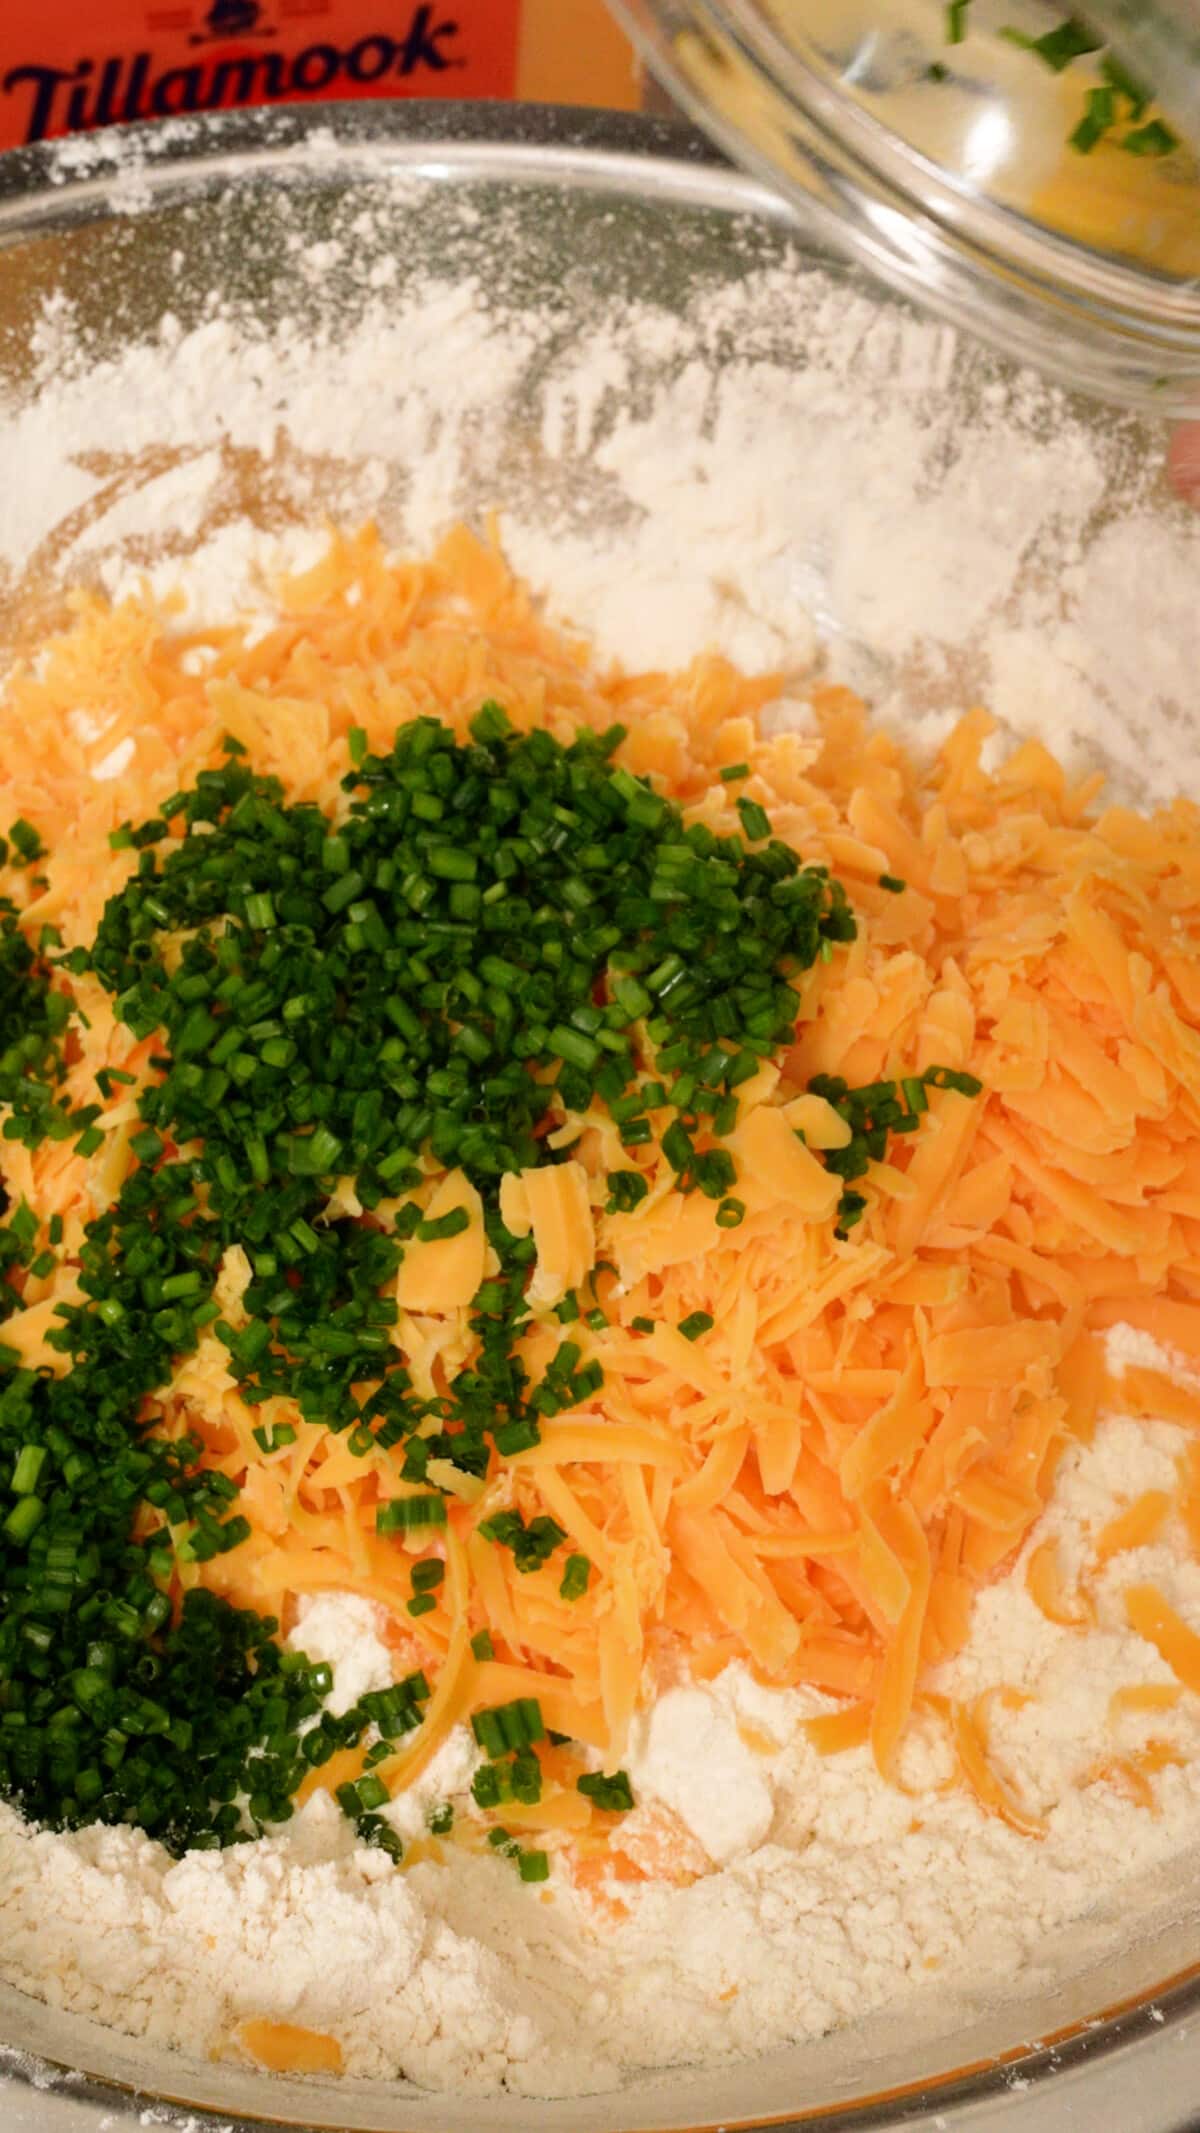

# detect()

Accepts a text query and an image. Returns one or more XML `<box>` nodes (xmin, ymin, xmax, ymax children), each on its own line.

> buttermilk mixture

<box><xmin>2</xmin><ymin>164</ymin><xmax>1200</xmax><ymax>2096</ymax></box>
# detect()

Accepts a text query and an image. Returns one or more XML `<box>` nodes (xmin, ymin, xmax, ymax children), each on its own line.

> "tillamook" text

<box><xmin>3</xmin><ymin>4</ymin><xmax>459</xmax><ymax>145</ymax></box>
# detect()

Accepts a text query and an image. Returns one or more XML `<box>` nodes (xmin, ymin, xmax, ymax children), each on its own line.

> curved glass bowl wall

<box><xmin>611</xmin><ymin>0</ymin><xmax>1200</xmax><ymax>411</ymax></box>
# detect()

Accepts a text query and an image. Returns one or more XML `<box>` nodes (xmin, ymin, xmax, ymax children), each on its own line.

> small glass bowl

<box><xmin>610</xmin><ymin>0</ymin><xmax>1200</xmax><ymax>412</ymax></box>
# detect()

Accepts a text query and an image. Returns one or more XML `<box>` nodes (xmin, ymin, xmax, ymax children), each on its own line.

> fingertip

<box><xmin>1167</xmin><ymin>422</ymin><xmax>1200</xmax><ymax>506</ymax></box>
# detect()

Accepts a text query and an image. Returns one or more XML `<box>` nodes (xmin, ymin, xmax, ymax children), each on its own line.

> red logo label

<box><xmin>0</xmin><ymin>0</ymin><xmax>521</xmax><ymax>148</ymax></box>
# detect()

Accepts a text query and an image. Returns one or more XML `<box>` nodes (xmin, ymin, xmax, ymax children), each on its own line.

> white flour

<box><xmin>5</xmin><ymin>1391</ymin><xmax>1200</xmax><ymax>2093</ymax></box>
<box><xmin>3</xmin><ymin>156</ymin><xmax>1200</xmax><ymax>2098</ymax></box>
<box><xmin>285</xmin><ymin>1592</ymin><xmax>394</xmax><ymax>1716</ymax></box>
<box><xmin>1</xmin><ymin>176</ymin><xmax>1197</xmax><ymax>803</ymax></box>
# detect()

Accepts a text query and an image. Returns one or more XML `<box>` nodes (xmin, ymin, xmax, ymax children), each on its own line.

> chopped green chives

<box><xmin>427</xmin><ymin>847</ymin><xmax>478</xmax><ymax>882</ymax></box>
<box><xmin>715</xmin><ymin>1197</ymin><xmax>745</xmax><ymax>1229</ymax></box>
<box><xmin>377</xmin><ymin>1495</ymin><xmax>448</xmax><ymax>1533</ymax></box>
<box><xmin>251</xmin><ymin>1421</ymin><xmax>296</xmax><ymax>1454</ymax></box>
<box><xmin>1070</xmin><ymin>86</ymin><xmax>1116</xmax><ymax>152</ymax></box>
<box><xmin>470</xmin><ymin>700</ymin><xmax>510</xmax><ymax>743</ymax></box>
<box><xmin>160</xmin><ymin>1271</ymin><xmax>202</xmax><ymax>1301</ymax></box>
<box><xmin>725</xmin><ymin>1050</ymin><xmax>759</xmax><ymax>1090</ymax></box>
<box><xmin>416</xmin><ymin>1205</ymin><xmax>470</xmax><ymax>1243</ymax></box>
<box><xmin>340</xmin><ymin>1771</ymin><xmax>390</xmax><ymax>1814</ymax></box>
<box><xmin>678</xmin><ymin>1311</ymin><xmax>714</xmax><ymax>1342</ymax></box>
<box><xmin>472</xmin><ymin>1698</ymin><xmax>546</xmax><ymax>1758</ymax></box>
<box><xmin>10</xmin><ymin>1444</ymin><xmax>47</xmax><ymax>1495</ymax></box>
<box><xmin>835</xmin><ymin>1191</ymin><xmax>868</xmax><ymax>1236</ymax></box>
<box><xmin>293</xmin><ymin>1125</ymin><xmax>342</xmax><ymax>1175</ymax></box>
<box><xmin>611</xmin><ymin>974</ymin><xmax>652</xmax><ymax>1020</ymax></box>
<box><xmin>878</xmin><ymin>874</ymin><xmax>906</xmax><ymax>894</ymax></box>
<box><xmin>661</xmin><ymin>1120</ymin><xmax>693</xmax><ymax>1174</ymax></box>
<box><xmin>693</xmin><ymin>1149</ymin><xmax>736</xmax><ymax>1201</ymax></box>
<box><xmin>473</xmin><ymin>1714</ymin><xmax>503</xmax><ymax>1758</ymax></box>
<box><xmin>244</xmin><ymin>892</ymin><xmax>276</xmax><ymax>930</ymax></box>
<box><xmin>550</xmin><ymin>1025</ymin><xmax>600</xmax><ymax>1072</ymax></box>
<box><xmin>176</xmin><ymin>1005</ymin><xmax>218</xmax><ymax>1056</ymax></box>
<box><xmin>577</xmin><ymin>1769</ymin><xmax>634</xmax><ymax>1812</ymax></box>
<box><xmin>923</xmin><ymin>1065</ymin><xmax>983</xmax><ymax>1097</ymax></box>
<box><xmin>559</xmin><ymin>1553</ymin><xmax>590</xmax><ymax>1601</ymax></box>
<box><xmin>736</xmin><ymin>796</ymin><xmax>771</xmax><ymax>842</ymax></box>
<box><xmin>630</xmin><ymin>1316</ymin><xmax>656</xmax><ymax>1334</ymax></box>
<box><xmin>7</xmin><ymin>814</ymin><xmax>43</xmax><ymax>857</ymax></box>
<box><xmin>618</xmin><ymin>1117</ymin><xmax>652</xmax><ymax>1146</ymax></box>
<box><xmin>0</xmin><ymin>702</ymin><xmax>986</xmax><ymax>1859</ymax></box>
<box><xmin>493</xmin><ymin>1416</ymin><xmax>540</xmax><ymax>1457</ymax></box>
<box><xmin>1100</xmin><ymin>51</ymin><xmax>1149</xmax><ymax>116</ymax></box>
<box><xmin>605</xmin><ymin>1169</ymin><xmax>649</xmax><ymax>1214</ymax></box>
<box><xmin>322</xmin><ymin>870</ymin><xmax>365</xmax><ymax>914</ymax></box>
<box><xmin>1013</xmin><ymin>15</ymin><xmax>1103</xmax><ymax>70</ymax></box>
<box><xmin>518</xmin><ymin>1849</ymin><xmax>549</xmax><ymax>1882</ymax></box>
<box><xmin>719</xmin><ymin>763</ymin><xmax>750</xmax><ymax>782</ymax></box>
<box><xmin>4</xmin><ymin>1495</ymin><xmax>45</xmax><ymax>1542</ymax></box>
<box><xmin>1121</xmin><ymin>119</ymin><xmax>1178</xmax><ymax>155</ymax></box>
<box><xmin>478</xmin><ymin>1510</ymin><xmax>566</xmax><ymax>1573</ymax></box>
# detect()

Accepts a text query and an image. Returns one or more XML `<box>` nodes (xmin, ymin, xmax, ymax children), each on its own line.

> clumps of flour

<box><xmin>5</xmin><ymin>1392</ymin><xmax>1200</xmax><ymax>2096</ymax></box>
<box><xmin>2</xmin><ymin>170</ymin><xmax>1197</xmax><ymax>806</ymax></box>
<box><xmin>285</xmin><ymin>1592</ymin><xmax>393</xmax><ymax>1715</ymax></box>
<box><xmin>0</xmin><ymin>1790</ymin><xmax>612</xmax><ymax>2096</ymax></box>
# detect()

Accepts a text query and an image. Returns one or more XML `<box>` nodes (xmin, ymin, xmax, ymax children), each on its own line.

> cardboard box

<box><xmin>0</xmin><ymin>0</ymin><xmax>642</xmax><ymax>152</ymax></box>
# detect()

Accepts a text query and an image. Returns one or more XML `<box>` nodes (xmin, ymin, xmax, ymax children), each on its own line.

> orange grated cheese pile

<box><xmin>5</xmin><ymin>522</ymin><xmax>1200</xmax><ymax>1849</ymax></box>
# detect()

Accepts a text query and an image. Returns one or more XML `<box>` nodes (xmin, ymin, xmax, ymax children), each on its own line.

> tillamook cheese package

<box><xmin>0</xmin><ymin>0</ymin><xmax>641</xmax><ymax>151</ymax></box>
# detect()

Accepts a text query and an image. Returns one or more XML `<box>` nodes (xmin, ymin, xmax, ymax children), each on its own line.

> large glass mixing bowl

<box><xmin>0</xmin><ymin>97</ymin><xmax>1199</xmax><ymax>2133</ymax></box>
<box><xmin>609</xmin><ymin>0</ymin><xmax>1200</xmax><ymax>411</ymax></box>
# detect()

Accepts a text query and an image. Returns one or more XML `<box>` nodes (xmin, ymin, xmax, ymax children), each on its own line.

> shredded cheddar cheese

<box><xmin>237</xmin><ymin>2018</ymin><xmax>344</xmax><ymax>2075</ymax></box>
<box><xmin>1026</xmin><ymin>1538</ymin><xmax>1095</xmax><ymax>1628</ymax></box>
<box><xmin>6</xmin><ymin>521</ymin><xmax>1200</xmax><ymax>1851</ymax></box>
